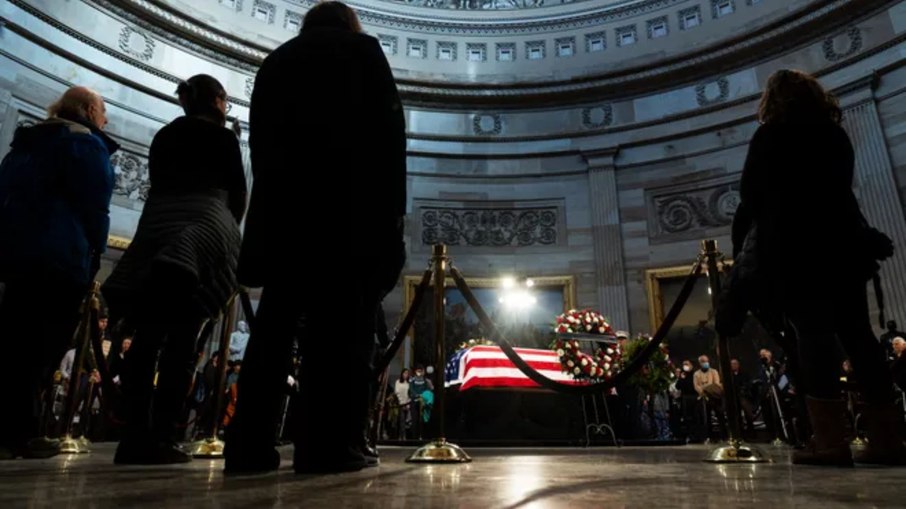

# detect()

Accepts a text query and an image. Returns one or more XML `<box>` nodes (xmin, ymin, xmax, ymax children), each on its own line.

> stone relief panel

<box><xmin>473</xmin><ymin>114</ymin><xmax>503</xmax><ymax>135</ymax></box>
<box><xmin>581</xmin><ymin>104</ymin><xmax>614</xmax><ymax>129</ymax></box>
<box><xmin>695</xmin><ymin>76</ymin><xmax>730</xmax><ymax>107</ymax></box>
<box><xmin>418</xmin><ymin>202</ymin><xmax>562</xmax><ymax>248</ymax></box>
<box><xmin>647</xmin><ymin>177</ymin><xmax>739</xmax><ymax>240</ymax></box>
<box><xmin>823</xmin><ymin>28</ymin><xmax>863</xmax><ymax>62</ymax></box>
<box><xmin>109</xmin><ymin>151</ymin><xmax>151</xmax><ymax>204</ymax></box>
<box><xmin>118</xmin><ymin>26</ymin><xmax>156</xmax><ymax>62</ymax></box>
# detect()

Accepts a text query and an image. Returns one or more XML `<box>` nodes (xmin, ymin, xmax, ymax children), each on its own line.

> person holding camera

<box><xmin>719</xmin><ymin>69</ymin><xmax>905</xmax><ymax>466</ymax></box>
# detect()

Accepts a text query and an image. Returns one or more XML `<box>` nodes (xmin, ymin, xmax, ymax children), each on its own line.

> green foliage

<box><xmin>620</xmin><ymin>337</ymin><xmax>675</xmax><ymax>395</ymax></box>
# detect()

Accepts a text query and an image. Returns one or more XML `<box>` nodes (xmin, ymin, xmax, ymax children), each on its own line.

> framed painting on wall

<box><xmin>645</xmin><ymin>264</ymin><xmax>784</xmax><ymax>373</ymax></box>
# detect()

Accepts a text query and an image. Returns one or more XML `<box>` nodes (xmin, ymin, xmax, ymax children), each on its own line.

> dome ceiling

<box><xmin>119</xmin><ymin>0</ymin><xmax>891</xmax><ymax>107</ymax></box>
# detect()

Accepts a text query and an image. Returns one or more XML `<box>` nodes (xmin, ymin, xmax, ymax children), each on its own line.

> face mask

<box><xmin>682</xmin><ymin>365</ymin><xmax>691</xmax><ymax>372</ymax></box>
<box><xmin>701</xmin><ymin>363</ymin><xmax>710</xmax><ymax>371</ymax></box>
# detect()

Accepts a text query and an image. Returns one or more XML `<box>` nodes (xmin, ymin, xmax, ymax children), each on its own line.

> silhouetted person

<box><xmin>727</xmin><ymin>69</ymin><xmax>904</xmax><ymax>466</ymax></box>
<box><xmin>103</xmin><ymin>75</ymin><xmax>246</xmax><ymax>464</ymax></box>
<box><xmin>225</xmin><ymin>1</ymin><xmax>406</xmax><ymax>474</ymax></box>
<box><xmin>0</xmin><ymin>87</ymin><xmax>116</xmax><ymax>459</ymax></box>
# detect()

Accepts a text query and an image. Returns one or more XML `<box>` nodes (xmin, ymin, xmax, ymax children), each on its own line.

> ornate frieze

<box><xmin>581</xmin><ymin>104</ymin><xmax>614</xmax><ymax>129</ymax></box>
<box><xmin>472</xmin><ymin>114</ymin><xmax>503</xmax><ymax>135</ymax></box>
<box><xmin>695</xmin><ymin>77</ymin><xmax>730</xmax><ymax>107</ymax></box>
<box><xmin>421</xmin><ymin>206</ymin><xmax>558</xmax><ymax>247</ymax></box>
<box><xmin>823</xmin><ymin>27</ymin><xmax>863</xmax><ymax>62</ymax></box>
<box><xmin>118</xmin><ymin>26</ymin><xmax>156</xmax><ymax>62</ymax></box>
<box><xmin>649</xmin><ymin>179</ymin><xmax>739</xmax><ymax>238</ymax></box>
<box><xmin>109</xmin><ymin>152</ymin><xmax>150</xmax><ymax>203</ymax></box>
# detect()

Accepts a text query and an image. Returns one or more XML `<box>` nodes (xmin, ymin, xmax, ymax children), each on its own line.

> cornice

<box><xmin>92</xmin><ymin>0</ymin><xmax>898</xmax><ymax>109</ymax></box>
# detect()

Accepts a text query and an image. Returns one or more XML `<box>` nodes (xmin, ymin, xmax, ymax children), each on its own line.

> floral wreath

<box><xmin>551</xmin><ymin>309</ymin><xmax>622</xmax><ymax>381</ymax></box>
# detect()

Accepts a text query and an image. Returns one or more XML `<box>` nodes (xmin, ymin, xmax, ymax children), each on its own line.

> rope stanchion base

<box><xmin>188</xmin><ymin>437</ymin><xmax>224</xmax><ymax>458</ymax></box>
<box><xmin>703</xmin><ymin>440</ymin><xmax>769</xmax><ymax>463</ymax></box>
<box><xmin>406</xmin><ymin>439</ymin><xmax>471</xmax><ymax>464</ymax></box>
<box><xmin>59</xmin><ymin>434</ymin><xmax>89</xmax><ymax>454</ymax></box>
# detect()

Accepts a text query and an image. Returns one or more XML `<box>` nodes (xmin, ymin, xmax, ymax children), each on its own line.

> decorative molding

<box><xmin>711</xmin><ymin>0</ymin><xmax>736</xmax><ymax>19</ymax></box>
<box><xmin>284</xmin><ymin>11</ymin><xmax>303</xmax><ymax>32</ymax></box>
<box><xmin>407</xmin><ymin>38</ymin><xmax>428</xmax><ymax>59</ymax></box>
<box><xmin>646</xmin><ymin>15</ymin><xmax>669</xmax><ymax>39</ymax></box>
<box><xmin>649</xmin><ymin>179</ymin><xmax>740</xmax><ymax>238</ymax></box>
<box><xmin>244</xmin><ymin>77</ymin><xmax>254</xmax><ymax>98</ymax></box>
<box><xmin>420</xmin><ymin>207</ymin><xmax>558</xmax><ymax>247</ymax></box>
<box><xmin>584</xmin><ymin>30</ymin><xmax>606</xmax><ymax>52</ymax></box>
<box><xmin>466</xmin><ymin>43</ymin><xmax>488</xmax><ymax>62</ymax></box>
<box><xmin>286</xmin><ymin>0</ymin><xmax>692</xmax><ymax>35</ymax></box>
<box><xmin>117</xmin><ymin>26</ymin><xmax>156</xmax><ymax>62</ymax></box>
<box><xmin>678</xmin><ymin>5</ymin><xmax>702</xmax><ymax>30</ymax></box>
<box><xmin>525</xmin><ymin>40</ymin><xmax>546</xmax><ymax>59</ymax></box>
<box><xmin>472</xmin><ymin>114</ymin><xmax>503</xmax><ymax>135</ymax></box>
<box><xmin>695</xmin><ymin>76</ymin><xmax>730</xmax><ymax>107</ymax></box>
<box><xmin>581</xmin><ymin>105</ymin><xmax>614</xmax><ymax>129</ymax></box>
<box><xmin>377</xmin><ymin>34</ymin><xmax>398</xmax><ymax>55</ymax></box>
<box><xmin>615</xmin><ymin>25</ymin><xmax>638</xmax><ymax>47</ymax></box>
<box><xmin>250</xmin><ymin>0</ymin><xmax>277</xmax><ymax>24</ymax></box>
<box><xmin>555</xmin><ymin>36</ymin><xmax>576</xmax><ymax>57</ymax></box>
<box><xmin>437</xmin><ymin>41</ymin><xmax>458</xmax><ymax>60</ymax></box>
<box><xmin>109</xmin><ymin>151</ymin><xmax>150</xmax><ymax>203</ymax></box>
<box><xmin>219</xmin><ymin>0</ymin><xmax>243</xmax><ymax>12</ymax></box>
<box><xmin>495</xmin><ymin>42</ymin><xmax>516</xmax><ymax>61</ymax></box>
<box><xmin>823</xmin><ymin>27</ymin><xmax>863</xmax><ymax>62</ymax></box>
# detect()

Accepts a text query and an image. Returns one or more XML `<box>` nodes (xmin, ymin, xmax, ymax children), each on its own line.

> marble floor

<box><xmin>0</xmin><ymin>443</ymin><xmax>903</xmax><ymax>508</ymax></box>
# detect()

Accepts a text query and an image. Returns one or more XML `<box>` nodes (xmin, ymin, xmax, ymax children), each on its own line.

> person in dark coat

<box><xmin>725</xmin><ymin>69</ymin><xmax>904</xmax><ymax>466</ymax></box>
<box><xmin>0</xmin><ymin>87</ymin><xmax>116</xmax><ymax>460</ymax></box>
<box><xmin>102</xmin><ymin>74</ymin><xmax>247</xmax><ymax>464</ymax></box>
<box><xmin>224</xmin><ymin>1</ymin><xmax>406</xmax><ymax>474</ymax></box>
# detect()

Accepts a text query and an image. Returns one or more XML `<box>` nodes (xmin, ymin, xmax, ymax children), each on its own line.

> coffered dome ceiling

<box><xmin>106</xmin><ymin>0</ymin><xmax>888</xmax><ymax>108</ymax></box>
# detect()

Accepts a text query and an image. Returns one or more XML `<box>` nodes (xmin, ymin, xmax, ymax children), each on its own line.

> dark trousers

<box><xmin>229</xmin><ymin>282</ymin><xmax>376</xmax><ymax>465</ymax></box>
<box><xmin>119</xmin><ymin>294</ymin><xmax>202</xmax><ymax>443</ymax></box>
<box><xmin>0</xmin><ymin>277</ymin><xmax>84</xmax><ymax>447</ymax></box>
<box><xmin>787</xmin><ymin>281</ymin><xmax>894</xmax><ymax>405</ymax></box>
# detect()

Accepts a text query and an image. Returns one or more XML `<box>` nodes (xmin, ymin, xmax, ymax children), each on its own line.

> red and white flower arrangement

<box><xmin>554</xmin><ymin>309</ymin><xmax>614</xmax><ymax>335</ymax></box>
<box><xmin>551</xmin><ymin>309</ymin><xmax>621</xmax><ymax>381</ymax></box>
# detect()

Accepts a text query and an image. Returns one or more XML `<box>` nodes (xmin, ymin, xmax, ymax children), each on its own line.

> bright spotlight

<box><xmin>525</xmin><ymin>278</ymin><xmax>535</xmax><ymax>288</ymax></box>
<box><xmin>501</xmin><ymin>276</ymin><xmax>516</xmax><ymax>289</ymax></box>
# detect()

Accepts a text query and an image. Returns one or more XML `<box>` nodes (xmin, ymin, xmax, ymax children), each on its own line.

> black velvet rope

<box><xmin>371</xmin><ymin>268</ymin><xmax>433</xmax><ymax>378</ymax></box>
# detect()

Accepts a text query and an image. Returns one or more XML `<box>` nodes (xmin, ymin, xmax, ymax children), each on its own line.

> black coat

<box><xmin>239</xmin><ymin>27</ymin><xmax>407</xmax><ymax>289</ymax></box>
<box><xmin>102</xmin><ymin>116</ymin><xmax>247</xmax><ymax>322</ymax></box>
<box><xmin>731</xmin><ymin>120</ymin><xmax>871</xmax><ymax>289</ymax></box>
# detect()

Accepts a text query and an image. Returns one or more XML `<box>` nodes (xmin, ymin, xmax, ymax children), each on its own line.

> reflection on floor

<box><xmin>0</xmin><ymin>443</ymin><xmax>902</xmax><ymax>508</ymax></box>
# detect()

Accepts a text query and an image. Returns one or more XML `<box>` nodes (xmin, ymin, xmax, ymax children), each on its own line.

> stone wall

<box><xmin>1</xmin><ymin>0</ymin><xmax>905</xmax><ymax>336</ymax></box>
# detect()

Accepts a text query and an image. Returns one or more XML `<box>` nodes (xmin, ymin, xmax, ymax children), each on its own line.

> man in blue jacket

<box><xmin>0</xmin><ymin>86</ymin><xmax>117</xmax><ymax>459</ymax></box>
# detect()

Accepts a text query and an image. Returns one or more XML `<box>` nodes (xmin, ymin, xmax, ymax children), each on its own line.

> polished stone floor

<box><xmin>0</xmin><ymin>443</ymin><xmax>903</xmax><ymax>508</ymax></box>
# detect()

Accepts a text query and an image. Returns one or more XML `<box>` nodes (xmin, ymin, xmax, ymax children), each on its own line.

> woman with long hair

<box><xmin>103</xmin><ymin>74</ymin><xmax>246</xmax><ymax>464</ymax></box>
<box><xmin>729</xmin><ymin>69</ymin><xmax>904</xmax><ymax>466</ymax></box>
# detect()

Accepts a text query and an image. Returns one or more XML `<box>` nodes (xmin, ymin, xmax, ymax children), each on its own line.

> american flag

<box><xmin>445</xmin><ymin>345</ymin><xmax>580</xmax><ymax>391</ymax></box>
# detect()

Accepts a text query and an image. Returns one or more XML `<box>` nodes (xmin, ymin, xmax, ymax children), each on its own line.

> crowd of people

<box><xmin>0</xmin><ymin>0</ymin><xmax>904</xmax><ymax>473</ymax></box>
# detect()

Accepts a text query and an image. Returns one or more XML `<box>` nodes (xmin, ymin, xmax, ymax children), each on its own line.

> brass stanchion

<box><xmin>407</xmin><ymin>245</ymin><xmax>471</xmax><ymax>463</ymax></box>
<box><xmin>59</xmin><ymin>282</ymin><xmax>102</xmax><ymax>454</ymax></box>
<box><xmin>187</xmin><ymin>296</ymin><xmax>237</xmax><ymax>458</ymax></box>
<box><xmin>701</xmin><ymin>240</ymin><xmax>769</xmax><ymax>463</ymax></box>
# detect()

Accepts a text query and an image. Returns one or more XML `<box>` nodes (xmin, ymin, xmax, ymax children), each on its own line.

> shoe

<box><xmin>224</xmin><ymin>446</ymin><xmax>281</xmax><ymax>474</ymax></box>
<box><xmin>114</xmin><ymin>440</ymin><xmax>192</xmax><ymax>465</ymax></box>
<box><xmin>791</xmin><ymin>397</ymin><xmax>853</xmax><ymax>467</ymax></box>
<box><xmin>20</xmin><ymin>437</ymin><xmax>61</xmax><ymax>459</ymax></box>
<box><xmin>362</xmin><ymin>442</ymin><xmax>380</xmax><ymax>468</ymax></box>
<box><xmin>853</xmin><ymin>403</ymin><xmax>906</xmax><ymax>466</ymax></box>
